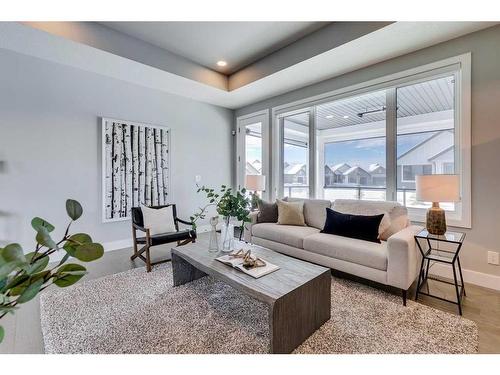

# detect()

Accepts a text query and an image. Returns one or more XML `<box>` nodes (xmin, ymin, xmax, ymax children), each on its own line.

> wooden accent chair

<box><xmin>131</xmin><ymin>204</ymin><xmax>196</xmax><ymax>272</ymax></box>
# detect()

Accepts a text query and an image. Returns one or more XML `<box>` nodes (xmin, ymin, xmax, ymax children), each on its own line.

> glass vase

<box><xmin>220</xmin><ymin>217</ymin><xmax>234</xmax><ymax>253</ymax></box>
<box><xmin>208</xmin><ymin>216</ymin><xmax>219</xmax><ymax>253</ymax></box>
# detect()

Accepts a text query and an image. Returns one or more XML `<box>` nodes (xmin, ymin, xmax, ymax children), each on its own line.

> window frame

<box><xmin>271</xmin><ymin>53</ymin><xmax>471</xmax><ymax>228</ymax></box>
<box><xmin>236</xmin><ymin>109</ymin><xmax>270</xmax><ymax>200</ymax></box>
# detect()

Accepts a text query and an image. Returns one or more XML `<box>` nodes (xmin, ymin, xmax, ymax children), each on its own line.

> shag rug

<box><xmin>40</xmin><ymin>263</ymin><xmax>478</xmax><ymax>354</ymax></box>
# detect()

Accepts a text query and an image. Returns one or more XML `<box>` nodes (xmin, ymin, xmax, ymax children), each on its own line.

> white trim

<box><xmin>235</xmin><ymin>109</ymin><xmax>270</xmax><ymax>199</ymax></box>
<box><xmin>429</xmin><ymin>262</ymin><xmax>500</xmax><ymax>291</ymax></box>
<box><xmin>271</xmin><ymin>53</ymin><xmax>471</xmax><ymax>228</ymax></box>
<box><xmin>48</xmin><ymin>225</ymin><xmax>213</xmax><ymax>263</ymax></box>
<box><xmin>100</xmin><ymin>117</ymin><xmax>172</xmax><ymax>223</ymax></box>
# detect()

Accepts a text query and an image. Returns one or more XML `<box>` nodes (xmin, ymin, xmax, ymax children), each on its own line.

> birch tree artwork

<box><xmin>103</xmin><ymin>119</ymin><xmax>170</xmax><ymax>221</ymax></box>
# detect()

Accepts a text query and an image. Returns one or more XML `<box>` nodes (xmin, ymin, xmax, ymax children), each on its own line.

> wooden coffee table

<box><xmin>171</xmin><ymin>241</ymin><xmax>331</xmax><ymax>353</ymax></box>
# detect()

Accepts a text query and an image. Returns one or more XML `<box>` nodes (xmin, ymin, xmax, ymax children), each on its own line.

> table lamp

<box><xmin>416</xmin><ymin>174</ymin><xmax>460</xmax><ymax>235</ymax></box>
<box><xmin>245</xmin><ymin>175</ymin><xmax>266</xmax><ymax>210</ymax></box>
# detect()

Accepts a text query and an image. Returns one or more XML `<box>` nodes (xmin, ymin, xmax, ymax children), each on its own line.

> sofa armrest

<box><xmin>243</xmin><ymin>211</ymin><xmax>259</xmax><ymax>243</ymax></box>
<box><xmin>387</xmin><ymin>225</ymin><xmax>424</xmax><ymax>290</ymax></box>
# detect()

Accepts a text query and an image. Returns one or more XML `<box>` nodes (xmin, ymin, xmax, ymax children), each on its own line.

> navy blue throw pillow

<box><xmin>321</xmin><ymin>208</ymin><xmax>384</xmax><ymax>244</ymax></box>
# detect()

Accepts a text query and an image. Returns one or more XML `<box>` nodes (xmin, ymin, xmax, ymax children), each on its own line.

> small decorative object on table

<box><xmin>216</xmin><ymin>248</ymin><xmax>279</xmax><ymax>278</ymax></box>
<box><xmin>208</xmin><ymin>216</ymin><xmax>219</xmax><ymax>252</ymax></box>
<box><xmin>220</xmin><ymin>219</ymin><xmax>234</xmax><ymax>252</ymax></box>
<box><xmin>416</xmin><ymin>174</ymin><xmax>460</xmax><ymax>235</ymax></box>
<box><xmin>414</xmin><ymin>229</ymin><xmax>466</xmax><ymax>315</ymax></box>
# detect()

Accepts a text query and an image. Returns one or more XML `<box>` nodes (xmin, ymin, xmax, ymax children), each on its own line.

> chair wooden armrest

<box><xmin>132</xmin><ymin>223</ymin><xmax>147</xmax><ymax>232</ymax></box>
<box><xmin>176</xmin><ymin>218</ymin><xmax>194</xmax><ymax>227</ymax></box>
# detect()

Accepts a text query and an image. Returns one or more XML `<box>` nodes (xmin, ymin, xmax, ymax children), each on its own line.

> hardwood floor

<box><xmin>1</xmin><ymin>236</ymin><xmax>499</xmax><ymax>353</ymax></box>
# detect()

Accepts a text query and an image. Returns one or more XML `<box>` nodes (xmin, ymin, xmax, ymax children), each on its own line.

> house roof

<box><xmin>343</xmin><ymin>166</ymin><xmax>369</xmax><ymax>176</ymax></box>
<box><xmin>330</xmin><ymin>163</ymin><xmax>351</xmax><ymax>173</ymax></box>
<box><xmin>368</xmin><ymin>163</ymin><xmax>385</xmax><ymax>172</ymax></box>
<box><xmin>284</xmin><ymin>163</ymin><xmax>306</xmax><ymax>175</ymax></box>
<box><xmin>428</xmin><ymin>145</ymin><xmax>454</xmax><ymax>161</ymax></box>
<box><xmin>396</xmin><ymin>130</ymin><xmax>453</xmax><ymax>160</ymax></box>
<box><xmin>245</xmin><ymin>162</ymin><xmax>260</xmax><ymax>175</ymax></box>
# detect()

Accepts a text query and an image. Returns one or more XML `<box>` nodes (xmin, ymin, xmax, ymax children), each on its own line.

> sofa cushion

<box><xmin>251</xmin><ymin>222</ymin><xmax>319</xmax><ymax>249</ymax></box>
<box><xmin>321</xmin><ymin>208</ymin><xmax>384</xmax><ymax>244</ymax></box>
<box><xmin>333</xmin><ymin>199</ymin><xmax>409</xmax><ymax>240</ymax></box>
<box><xmin>285</xmin><ymin>197</ymin><xmax>331</xmax><ymax>229</ymax></box>
<box><xmin>276</xmin><ymin>199</ymin><xmax>306</xmax><ymax>226</ymax></box>
<box><xmin>303</xmin><ymin>233</ymin><xmax>388</xmax><ymax>271</ymax></box>
<box><xmin>257</xmin><ymin>200</ymin><xmax>278</xmax><ymax>223</ymax></box>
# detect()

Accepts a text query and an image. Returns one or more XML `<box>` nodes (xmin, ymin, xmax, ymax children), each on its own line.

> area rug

<box><xmin>40</xmin><ymin>263</ymin><xmax>478</xmax><ymax>354</ymax></box>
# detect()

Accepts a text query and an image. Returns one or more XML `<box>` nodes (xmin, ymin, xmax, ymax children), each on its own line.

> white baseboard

<box><xmin>429</xmin><ymin>263</ymin><xmax>500</xmax><ymax>291</ymax></box>
<box><xmin>49</xmin><ymin>224</ymin><xmax>213</xmax><ymax>262</ymax></box>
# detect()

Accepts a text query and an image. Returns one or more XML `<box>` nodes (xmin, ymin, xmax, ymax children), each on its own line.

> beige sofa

<box><xmin>244</xmin><ymin>198</ymin><xmax>422</xmax><ymax>305</ymax></box>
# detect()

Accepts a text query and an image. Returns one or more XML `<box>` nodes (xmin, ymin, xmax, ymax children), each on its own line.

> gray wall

<box><xmin>0</xmin><ymin>48</ymin><xmax>233</xmax><ymax>251</ymax></box>
<box><xmin>235</xmin><ymin>25</ymin><xmax>500</xmax><ymax>278</ymax></box>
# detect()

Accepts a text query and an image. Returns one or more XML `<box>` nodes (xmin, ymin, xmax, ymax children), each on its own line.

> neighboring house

<box><xmin>284</xmin><ymin>163</ymin><xmax>307</xmax><ymax>184</ymax></box>
<box><xmin>368</xmin><ymin>163</ymin><xmax>386</xmax><ymax>187</ymax></box>
<box><xmin>397</xmin><ymin>130</ymin><xmax>454</xmax><ymax>189</ymax></box>
<box><xmin>324</xmin><ymin>163</ymin><xmax>350</xmax><ymax>186</ymax></box>
<box><xmin>343</xmin><ymin>166</ymin><xmax>372</xmax><ymax>185</ymax></box>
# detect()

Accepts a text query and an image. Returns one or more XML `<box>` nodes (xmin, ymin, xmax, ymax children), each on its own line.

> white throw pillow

<box><xmin>141</xmin><ymin>205</ymin><xmax>177</xmax><ymax>235</ymax></box>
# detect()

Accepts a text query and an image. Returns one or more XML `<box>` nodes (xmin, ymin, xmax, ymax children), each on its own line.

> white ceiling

<box><xmin>100</xmin><ymin>22</ymin><xmax>328</xmax><ymax>74</ymax></box>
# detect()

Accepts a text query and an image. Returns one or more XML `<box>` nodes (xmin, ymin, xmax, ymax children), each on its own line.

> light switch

<box><xmin>195</xmin><ymin>175</ymin><xmax>202</xmax><ymax>183</ymax></box>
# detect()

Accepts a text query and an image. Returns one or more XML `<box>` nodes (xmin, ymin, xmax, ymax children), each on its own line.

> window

<box><xmin>273</xmin><ymin>54</ymin><xmax>471</xmax><ymax>227</ymax></box>
<box><xmin>396</xmin><ymin>75</ymin><xmax>456</xmax><ymax>212</ymax></box>
<box><xmin>315</xmin><ymin>89</ymin><xmax>387</xmax><ymax>201</ymax></box>
<box><xmin>281</xmin><ymin>112</ymin><xmax>310</xmax><ymax>198</ymax></box>
<box><xmin>236</xmin><ymin>111</ymin><xmax>269</xmax><ymax>199</ymax></box>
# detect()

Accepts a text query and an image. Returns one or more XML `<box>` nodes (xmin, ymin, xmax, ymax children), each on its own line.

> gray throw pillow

<box><xmin>257</xmin><ymin>200</ymin><xmax>278</xmax><ymax>223</ymax></box>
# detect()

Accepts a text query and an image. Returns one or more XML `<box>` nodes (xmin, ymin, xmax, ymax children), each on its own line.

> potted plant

<box><xmin>0</xmin><ymin>199</ymin><xmax>104</xmax><ymax>343</ymax></box>
<box><xmin>190</xmin><ymin>185</ymin><xmax>250</xmax><ymax>251</ymax></box>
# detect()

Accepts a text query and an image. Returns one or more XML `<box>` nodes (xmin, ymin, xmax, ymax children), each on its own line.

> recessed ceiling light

<box><xmin>343</xmin><ymin>115</ymin><xmax>350</xmax><ymax>119</ymax></box>
<box><xmin>326</xmin><ymin>115</ymin><xmax>334</xmax><ymax>119</ymax></box>
<box><xmin>217</xmin><ymin>60</ymin><xmax>227</xmax><ymax>67</ymax></box>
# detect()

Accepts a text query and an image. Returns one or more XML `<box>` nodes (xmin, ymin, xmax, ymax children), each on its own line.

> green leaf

<box><xmin>4</xmin><ymin>274</ymin><xmax>29</xmax><ymax>291</ymax></box>
<box><xmin>66</xmin><ymin>199</ymin><xmax>83</xmax><ymax>221</ymax></box>
<box><xmin>36</xmin><ymin>227</ymin><xmax>57</xmax><ymax>249</ymax></box>
<box><xmin>73</xmin><ymin>243</ymin><xmax>104</xmax><ymax>262</ymax></box>
<box><xmin>31</xmin><ymin>217</ymin><xmax>55</xmax><ymax>233</ymax></box>
<box><xmin>70</xmin><ymin>233</ymin><xmax>92</xmax><ymax>245</ymax></box>
<box><xmin>0</xmin><ymin>262</ymin><xmax>19</xmax><ymax>279</ymax></box>
<box><xmin>2</xmin><ymin>243</ymin><xmax>26</xmax><ymax>263</ymax></box>
<box><xmin>16</xmin><ymin>278</ymin><xmax>43</xmax><ymax>304</ymax></box>
<box><xmin>26</xmin><ymin>253</ymin><xmax>50</xmax><ymax>275</ymax></box>
<box><xmin>54</xmin><ymin>264</ymin><xmax>87</xmax><ymax>287</ymax></box>
<box><xmin>0</xmin><ymin>325</ymin><xmax>4</xmax><ymax>343</ymax></box>
<box><xmin>63</xmin><ymin>233</ymin><xmax>92</xmax><ymax>257</ymax></box>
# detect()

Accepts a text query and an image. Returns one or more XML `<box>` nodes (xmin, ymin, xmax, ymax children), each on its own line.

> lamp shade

<box><xmin>245</xmin><ymin>174</ymin><xmax>266</xmax><ymax>191</ymax></box>
<box><xmin>416</xmin><ymin>174</ymin><xmax>460</xmax><ymax>202</ymax></box>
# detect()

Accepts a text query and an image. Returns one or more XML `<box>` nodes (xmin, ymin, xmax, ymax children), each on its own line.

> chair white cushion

<box><xmin>141</xmin><ymin>205</ymin><xmax>176</xmax><ymax>235</ymax></box>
